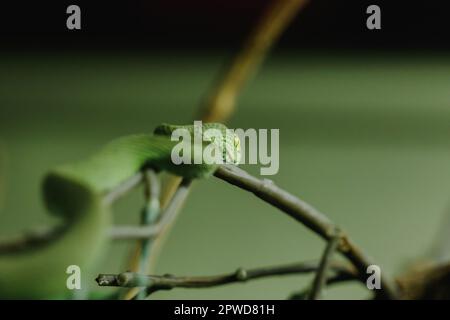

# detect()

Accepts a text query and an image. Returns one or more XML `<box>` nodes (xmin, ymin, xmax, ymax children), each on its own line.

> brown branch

<box><xmin>396</xmin><ymin>261</ymin><xmax>450</xmax><ymax>300</ymax></box>
<box><xmin>96</xmin><ymin>260</ymin><xmax>357</xmax><ymax>296</ymax></box>
<box><xmin>199</xmin><ymin>0</ymin><xmax>310</xmax><ymax>122</ymax></box>
<box><xmin>213</xmin><ymin>164</ymin><xmax>399</xmax><ymax>299</ymax></box>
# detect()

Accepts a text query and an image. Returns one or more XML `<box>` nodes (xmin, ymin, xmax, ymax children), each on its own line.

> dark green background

<box><xmin>1</xmin><ymin>51</ymin><xmax>450</xmax><ymax>299</ymax></box>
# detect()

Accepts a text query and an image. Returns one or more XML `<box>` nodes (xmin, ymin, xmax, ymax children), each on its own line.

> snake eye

<box><xmin>234</xmin><ymin>136</ymin><xmax>240</xmax><ymax>148</ymax></box>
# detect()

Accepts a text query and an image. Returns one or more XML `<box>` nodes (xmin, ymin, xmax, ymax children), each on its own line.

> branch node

<box><xmin>235</xmin><ymin>268</ymin><xmax>248</xmax><ymax>281</ymax></box>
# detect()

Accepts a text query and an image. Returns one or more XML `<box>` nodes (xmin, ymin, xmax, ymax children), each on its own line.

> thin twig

<box><xmin>213</xmin><ymin>164</ymin><xmax>399</xmax><ymax>299</ymax></box>
<box><xmin>103</xmin><ymin>172</ymin><xmax>143</xmax><ymax>205</ymax></box>
<box><xmin>110</xmin><ymin>179</ymin><xmax>192</xmax><ymax>240</ymax></box>
<box><xmin>96</xmin><ymin>260</ymin><xmax>357</xmax><ymax>295</ymax></box>
<box><xmin>308</xmin><ymin>230</ymin><xmax>341</xmax><ymax>299</ymax></box>
<box><xmin>289</xmin><ymin>269</ymin><xmax>357</xmax><ymax>300</ymax></box>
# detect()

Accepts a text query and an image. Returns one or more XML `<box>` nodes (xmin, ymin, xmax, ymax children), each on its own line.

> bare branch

<box><xmin>96</xmin><ymin>260</ymin><xmax>357</xmax><ymax>296</ymax></box>
<box><xmin>213</xmin><ymin>164</ymin><xmax>399</xmax><ymax>299</ymax></box>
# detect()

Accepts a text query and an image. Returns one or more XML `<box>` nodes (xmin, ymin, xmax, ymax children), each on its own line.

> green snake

<box><xmin>0</xmin><ymin>123</ymin><xmax>241</xmax><ymax>299</ymax></box>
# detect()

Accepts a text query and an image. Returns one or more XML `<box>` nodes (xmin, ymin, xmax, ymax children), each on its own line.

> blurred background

<box><xmin>1</xmin><ymin>0</ymin><xmax>450</xmax><ymax>299</ymax></box>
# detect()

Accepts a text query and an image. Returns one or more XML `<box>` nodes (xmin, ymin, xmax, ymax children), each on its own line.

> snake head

<box><xmin>202</xmin><ymin>125</ymin><xmax>241</xmax><ymax>166</ymax></box>
<box><xmin>155</xmin><ymin>122</ymin><xmax>241</xmax><ymax>166</ymax></box>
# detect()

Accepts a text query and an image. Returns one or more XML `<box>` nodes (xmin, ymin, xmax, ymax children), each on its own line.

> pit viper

<box><xmin>0</xmin><ymin>123</ymin><xmax>240</xmax><ymax>299</ymax></box>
